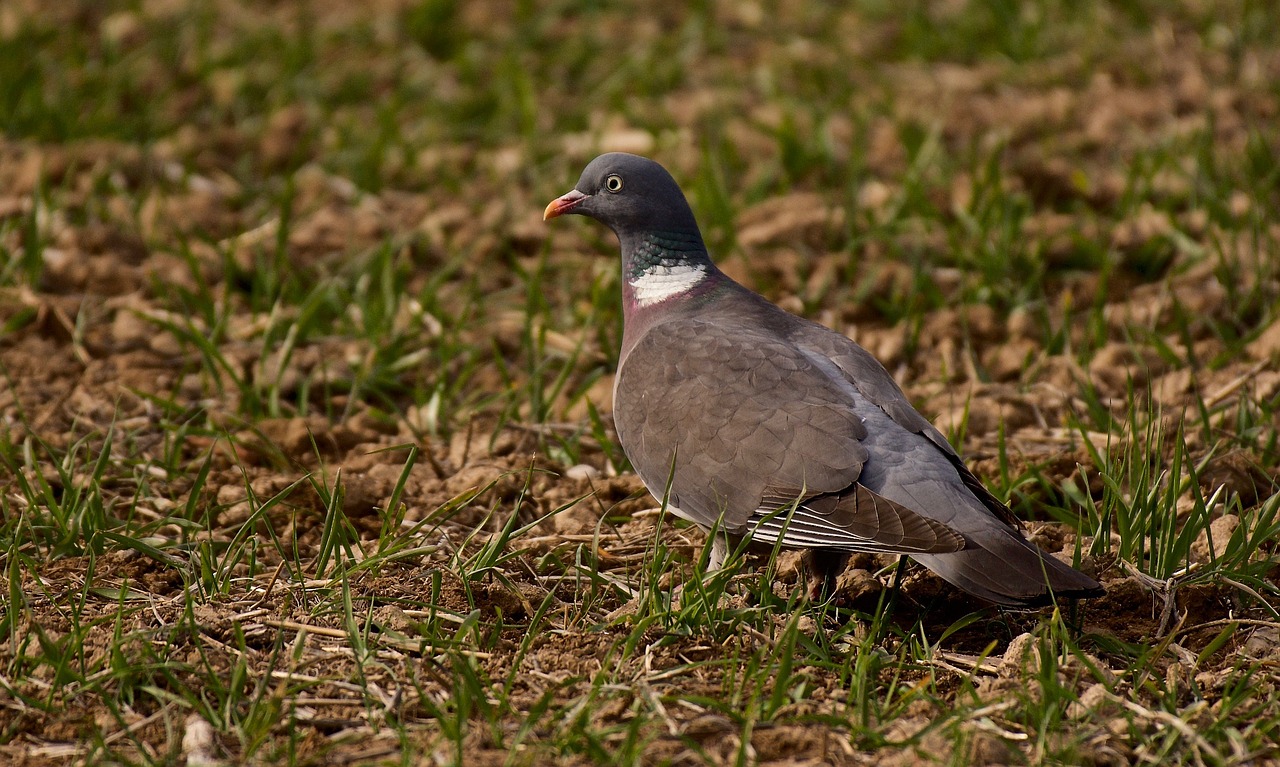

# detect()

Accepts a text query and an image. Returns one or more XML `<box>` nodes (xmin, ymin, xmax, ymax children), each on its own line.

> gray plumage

<box><xmin>545</xmin><ymin>152</ymin><xmax>1103</xmax><ymax>607</ymax></box>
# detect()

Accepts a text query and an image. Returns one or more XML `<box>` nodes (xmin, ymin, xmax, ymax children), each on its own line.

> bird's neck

<box><xmin>621</xmin><ymin>230</ymin><xmax>716</xmax><ymax>311</ymax></box>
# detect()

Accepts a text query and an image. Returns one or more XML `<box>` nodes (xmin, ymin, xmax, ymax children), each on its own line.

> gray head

<box><xmin>544</xmin><ymin>153</ymin><xmax>701</xmax><ymax>237</ymax></box>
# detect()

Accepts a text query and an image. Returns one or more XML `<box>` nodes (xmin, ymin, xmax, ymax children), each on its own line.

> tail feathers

<box><xmin>912</xmin><ymin>529</ymin><xmax>1103</xmax><ymax>607</ymax></box>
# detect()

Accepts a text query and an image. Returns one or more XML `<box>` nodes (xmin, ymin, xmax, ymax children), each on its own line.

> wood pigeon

<box><xmin>545</xmin><ymin>152</ymin><xmax>1103</xmax><ymax>607</ymax></box>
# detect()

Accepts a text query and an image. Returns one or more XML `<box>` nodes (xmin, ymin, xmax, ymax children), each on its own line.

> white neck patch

<box><xmin>628</xmin><ymin>263</ymin><xmax>706</xmax><ymax>307</ymax></box>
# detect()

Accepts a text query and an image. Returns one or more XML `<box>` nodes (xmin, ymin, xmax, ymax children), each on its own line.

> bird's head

<box><xmin>543</xmin><ymin>153</ymin><xmax>700</xmax><ymax>237</ymax></box>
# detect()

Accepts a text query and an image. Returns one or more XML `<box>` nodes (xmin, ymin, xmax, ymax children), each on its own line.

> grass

<box><xmin>1</xmin><ymin>0</ymin><xmax>1279</xmax><ymax>764</ymax></box>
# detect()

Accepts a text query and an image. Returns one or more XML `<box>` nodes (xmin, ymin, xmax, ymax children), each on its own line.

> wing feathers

<box><xmin>748</xmin><ymin>484</ymin><xmax>965</xmax><ymax>554</ymax></box>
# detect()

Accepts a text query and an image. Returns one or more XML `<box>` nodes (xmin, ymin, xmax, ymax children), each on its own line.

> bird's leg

<box><xmin>804</xmin><ymin>550</ymin><xmax>850</xmax><ymax>602</ymax></box>
<box><xmin>863</xmin><ymin>557</ymin><xmax>912</xmax><ymax>643</ymax></box>
<box><xmin>689</xmin><ymin>533</ymin><xmax>737</xmax><ymax>598</ymax></box>
<box><xmin>707</xmin><ymin>534</ymin><xmax>728</xmax><ymax>572</ymax></box>
<box><xmin>878</xmin><ymin>556</ymin><xmax>909</xmax><ymax>620</ymax></box>
<box><xmin>1064</xmin><ymin>597</ymin><xmax>1087</xmax><ymax>637</ymax></box>
<box><xmin>890</xmin><ymin>555</ymin><xmax>908</xmax><ymax>592</ymax></box>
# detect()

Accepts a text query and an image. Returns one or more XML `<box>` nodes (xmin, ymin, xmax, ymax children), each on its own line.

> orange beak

<box><xmin>543</xmin><ymin>189</ymin><xmax>587</xmax><ymax>220</ymax></box>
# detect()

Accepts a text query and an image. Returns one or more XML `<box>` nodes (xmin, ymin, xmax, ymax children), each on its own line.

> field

<box><xmin>1</xmin><ymin>0</ymin><xmax>1279</xmax><ymax>764</ymax></box>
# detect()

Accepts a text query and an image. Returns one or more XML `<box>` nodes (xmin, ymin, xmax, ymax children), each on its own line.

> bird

<box><xmin>543</xmin><ymin>152</ymin><xmax>1104</xmax><ymax>607</ymax></box>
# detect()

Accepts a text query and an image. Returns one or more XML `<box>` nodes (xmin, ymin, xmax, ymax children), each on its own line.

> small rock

<box><xmin>1247</xmin><ymin>317</ymin><xmax>1280</xmax><ymax>361</ymax></box>
<box><xmin>682</xmin><ymin>714</ymin><xmax>735</xmax><ymax>739</ymax></box>
<box><xmin>1000</xmin><ymin>632</ymin><xmax>1041</xmax><ymax>677</ymax></box>
<box><xmin>257</xmin><ymin>417</ymin><xmax>329</xmax><ymax>457</ymax></box>
<box><xmin>836</xmin><ymin>568</ymin><xmax>883</xmax><ymax>604</ymax></box>
<box><xmin>1190</xmin><ymin>515</ymin><xmax>1240</xmax><ymax>563</ymax></box>
<box><xmin>857</xmin><ymin>179</ymin><xmax>893</xmax><ymax>213</ymax></box>
<box><xmin>109</xmin><ymin>310</ymin><xmax>152</xmax><ymax>351</ymax></box>
<box><xmin>181</xmin><ymin>714</ymin><xmax>221</xmax><ymax>767</ymax></box>
<box><xmin>148</xmin><ymin>328</ymin><xmax>183</xmax><ymax>357</ymax></box>
<box><xmin>1088</xmin><ymin>343</ymin><xmax>1166</xmax><ymax>395</ymax></box>
<box><xmin>1242</xmin><ymin>626</ymin><xmax>1280</xmax><ymax>660</ymax></box>
<box><xmin>1107</xmin><ymin>716</ymin><xmax>1132</xmax><ymax>738</ymax></box>
<box><xmin>1199</xmin><ymin>450</ymin><xmax>1275</xmax><ymax>507</ymax></box>
<box><xmin>341</xmin><ymin>474</ymin><xmax>387</xmax><ymax>520</ymax></box>
<box><xmin>1067</xmin><ymin>682</ymin><xmax>1112</xmax><ymax>719</ymax></box>
<box><xmin>1067</xmin><ymin>652</ymin><xmax>1117</xmax><ymax>685</ymax></box>
<box><xmin>1007</xmin><ymin>307</ymin><xmax>1040</xmax><ymax>341</ymax></box>
<box><xmin>968</xmin><ymin>730</ymin><xmax>1013</xmax><ymax>766</ymax></box>
<box><xmin>1151</xmin><ymin>368</ymin><xmax>1195</xmax><ymax>404</ymax></box>
<box><xmin>549</xmin><ymin>495</ymin><xmax>601</xmax><ymax>535</ymax></box>
<box><xmin>984</xmin><ymin>338</ymin><xmax>1037</xmax><ymax>382</ymax></box>
<box><xmin>444</xmin><ymin>464</ymin><xmax>508</xmax><ymax>497</ymax></box>
<box><xmin>774</xmin><ymin>550</ymin><xmax>806</xmax><ymax>584</ymax></box>
<box><xmin>215</xmin><ymin>484</ymin><xmax>248</xmax><ymax>507</ymax></box>
<box><xmin>932</xmin><ymin>384</ymin><xmax>1038</xmax><ymax>437</ymax></box>
<box><xmin>565</xmin><ymin>464</ymin><xmax>600</xmax><ymax>481</ymax></box>
<box><xmin>372</xmin><ymin>605</ymin><xmax>413</xmax><ymax>633</ymax></box>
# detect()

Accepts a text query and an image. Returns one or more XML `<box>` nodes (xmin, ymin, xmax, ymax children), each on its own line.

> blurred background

<box><xmin>2</xmin><ymin>0</ymin><xmax>1276</xmax><ymax>438</ymax></box>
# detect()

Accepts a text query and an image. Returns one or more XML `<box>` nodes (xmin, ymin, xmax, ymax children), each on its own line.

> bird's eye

<box><xmin>604</xmin><ymin>174</ymin><xmax>624</xmax><ymax>193</ymax></box>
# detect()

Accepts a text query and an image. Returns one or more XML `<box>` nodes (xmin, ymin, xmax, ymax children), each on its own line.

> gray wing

<box><xmin>748</xmin><ymin>484</ymin><xmax>966</xmax><ymax>552</ymax></box>
<box><xmin>801</xmin><ymin>330</ymin><xmax>1025</xmax><ymax>531</ymax></box>
<box><xmin>614</xmin><ymin>317</ymin><xmax>963</xmax><ymax>555</ymax></box>
<box><xmin>791</xmin><ymin>324</ymin><xmax>1103</xmax><ymax>604</ymax></box>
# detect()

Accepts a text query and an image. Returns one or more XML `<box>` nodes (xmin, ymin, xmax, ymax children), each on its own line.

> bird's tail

<box><xmin>911</xmin><ymin>528</ymin><xmax>1103</xmax><ymax>607</ymax></box>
